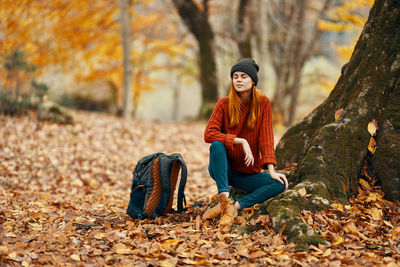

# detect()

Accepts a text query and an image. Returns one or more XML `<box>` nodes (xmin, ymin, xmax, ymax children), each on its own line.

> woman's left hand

<box><xmin>270</xmin><ymin>172</ymin><xmax>288</xmax><ymax>191</ymax></box>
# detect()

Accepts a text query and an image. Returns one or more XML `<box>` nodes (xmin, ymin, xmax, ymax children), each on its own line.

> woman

<box><xmin>203</xmin><ymin>58</ymin><xmax>288</xmax><ymax>226</ymax></box>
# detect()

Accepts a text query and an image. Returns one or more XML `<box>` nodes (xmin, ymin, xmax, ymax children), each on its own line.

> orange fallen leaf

<box><xmin>366</xmin><ymin>192</ymin><xmax>382</xmax><ymax>202</ymax></box>
<box><xmin>163</xmin><ymin>239</ymin><xmax>183</xmax><ymax>247</ymax></box>
<box><xmin>115</xmin><ymin>243</ymin><xmax>131</xmax><ymax>255</ymax></box>
<box><xmin>249</xmin><ymin>250</ymin><xmax>266</xmax><ymax>258</ymax></box>
<box><xmin>359</xmin><ymin>179</ymin><xmax>371</xmax><ymax>190</ymax></box>
<box><xmin>244</xmin><ymin>207</ymin><xmax>255</xmax><ymax>219</ymax></box>
<box><xmin>343</xmin><ymin>222</ymin><xmax>368</xmax><ymax>240</ymax></box>
<box><xmin>392</xmin><ymin>227</ymin><xmax>400</xmax><ymax>239</ymax></box>
<box><xmin>237</xmin><ymin>246</ymin><xmax>250</xmax><ymax>258</ymax></box>
<box><xmin>368</xmin><ymin>137</ymin><xmax>377</xmax><ymax>154</ymax></box>
<box><xmin>335</xmin><ymin>108</ymin><xmax>344</xmax><ymax>121</ymax></box>
<box><xmin>369</xmin><ymin>207</ymin><xmax>383</xmax><ymax>220</ymax></box>
<box><xmin>236</xmin><ymin>216</ymin><xmax>247</xmax><ymax>224</ymax></box>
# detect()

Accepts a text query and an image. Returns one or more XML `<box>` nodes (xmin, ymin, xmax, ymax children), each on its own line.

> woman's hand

<box><xmin>234</xmin><ymin>138</ymin><xmax>254</xmax><ymax>166</ymax></box>
<box><xmin>267</xmin><ymin>164</ymin><xmax>288</xmax><ymax>190</ymax></box>
<box><xmin>270</xmin><ymin>171</ymin><xmax>288</xmax><ymax>190</ymax></box>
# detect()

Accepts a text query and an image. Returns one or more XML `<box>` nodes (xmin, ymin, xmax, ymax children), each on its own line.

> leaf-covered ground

<box><xmin>1</xmin><ymin>112</ymin><xmax>399</xmax><ymax>266</ymax></box>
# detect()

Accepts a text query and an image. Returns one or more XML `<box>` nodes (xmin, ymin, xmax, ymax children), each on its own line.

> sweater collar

<box><xmin>240</xmin><ymin>98</ymin><xmax>251</xmax><ymax>106</ymax></box>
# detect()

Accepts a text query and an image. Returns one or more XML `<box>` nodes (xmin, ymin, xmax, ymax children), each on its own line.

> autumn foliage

<box><xmin>1</xmin><ymin>112</ymin><xmax>399</xmax><ymax>266</ymax></box>
<box><xmin>0</xmin><ymin>0</ymin><xmax>189</xmax><ymax>104</ymax></box>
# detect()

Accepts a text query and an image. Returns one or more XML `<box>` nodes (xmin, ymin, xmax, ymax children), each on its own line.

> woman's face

<box><xmin>232</xmin><ymin>71</ymin><xmax>253</xmax><ymax>93</ymax></box>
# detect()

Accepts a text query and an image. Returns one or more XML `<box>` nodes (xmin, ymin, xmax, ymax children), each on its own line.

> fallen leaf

<box><xmin>359</xmin><ymin>178</ymin><xmax>371</xmax><ymax>190</ymax></box>
<box><xmin>332</xmin><ymin>235</ymin><xmax>344</xmax><ymax>245</ymax></box>
<box><xmin>335</xmin><ymin>108</ymin><xmax>344</xmax><ymax>121</ymax></box>
<box><xmin>115</xmin><ymin>243</ymin><xmax>131</xmax><ymax>255</ymax></box>
<box><xmin>237</xmin><ymin>246</ymin><xmax>249</xmax><ymax>258</ymax></box>
<box><xmin>392</xmin><ymin>227</ymin><xmax>400</xmax><ymax>238</ymax></box>
<box><xmin>370</xmin><ymin>207</ymin><xmax>383</xmax><ymax>220</ymax></box>
<box><xmin>322</xmin><ymin>248</ymin><xmax>332</xmax><ymax>257</ymax></box>
<box><xmin>162</xmin><ymin>239</ymin><xmax>183</xmax><ymax>247</ymax></box>
<box><xmin>70</xmin><ymin>254</ymin><xmax>80</xmax><ymax>261</ymax></box>
<box><xmin>195</xmin><ymin>215</ymin><xmax>201</xmax><ymax>230</ymax></box>
<box><xmin>298</xmin><ymin>187</ymin><xmax>307</xmax><ymax>197</ymax></box>
<box><xmin>368</xmin><ymin>137</ymin><xmax>377</xmax><ymax>154</ymax></box>
<box><xmin>249</xmin><ymin>250</ymin><xmax>266</xmax><ymax>258</ymax></box>
<box><xmin>7</xmin><ymin>252</ymin><xmax>17</xmax><ymax>260</ymax></box>
<box><xmin>271</xmin><ymin>234</ymin><xmax>284</xmax><ymax>247</ymax></box>
<box><xmin>64</xmin><ymin>209</ymin><xmax>76</xmax><ymax>221</ymax></box>
<box><xmin>367</xmin><ymin>119</ymin><xmax>378</xmax><ymax>136</ymax></box>
<box><xmin>277</xmin><ymin>254</ymin><xmax>290</xmax><ymax>261</ymax></box>
<box><xmin>331</xmin><ymin>203</ymin><xmax>345</xmax><ymax>211</ymax></box>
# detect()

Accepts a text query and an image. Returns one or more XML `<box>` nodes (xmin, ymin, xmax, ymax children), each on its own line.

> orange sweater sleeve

<box><xmin>204</xmin><ymin>99</ymin><xmax>236</xmax><ymax>150</ymax></box>
<box><xmin>259</xmin><ymin>97</ymin><xmax>277</xmax><ymax>167</ymax></box>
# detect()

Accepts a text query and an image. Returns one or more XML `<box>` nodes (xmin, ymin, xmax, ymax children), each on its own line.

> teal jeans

<box><xmin>208</xmin><ymin>141</ymin><xmax>285</xmax><ymax>209</ymax></box>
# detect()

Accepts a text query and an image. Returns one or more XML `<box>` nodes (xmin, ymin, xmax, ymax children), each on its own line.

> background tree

<box><xmin>120</xmin><ymin>0</ymin><xmax>134</xmax><ymax>119</ymax></box>
<box><xmin>266</xmin><ymin>0</ymin><xmax>332</xmax><ymax>126</ymax></box>
<box><xmin>2</xmin><ymin>50</ymin><xmax>36</xmax><ymax>98</ymax></box>
<box><xmin>171</xmin><ymin>0</ymin><xmax>219</xmax><ymax>117</ymax></box>
<box><xmin>236</xmin><ymin>0</ymin><xmax>253</xmax><ymax>58</ymax></box>
<box><xmin>261</xmin><ymin>0</ymin><xmax>400</xmax><ymax>247</ymax></box>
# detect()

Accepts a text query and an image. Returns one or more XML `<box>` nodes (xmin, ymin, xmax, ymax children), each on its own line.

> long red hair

<box><xmin>228</xmin><ymin>82</ymin><xmax>262</xmax><ymax>129</ymax></box>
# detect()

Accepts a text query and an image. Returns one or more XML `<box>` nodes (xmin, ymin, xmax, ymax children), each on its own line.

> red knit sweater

<box><xmin>204</xmin><ymin>95</ymin><xmax>276</xmax><ymax>174</ymax></box>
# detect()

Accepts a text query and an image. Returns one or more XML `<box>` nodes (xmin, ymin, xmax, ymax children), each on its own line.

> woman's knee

<box><xmin>274</xmin><ymin>179</ymin><xmax>286</xmax><ymax>193</ymax></box>
<box><xmin>210</xmin><ymin>141</ymin><xmax>226</xmax><ymax>154</ymax></box>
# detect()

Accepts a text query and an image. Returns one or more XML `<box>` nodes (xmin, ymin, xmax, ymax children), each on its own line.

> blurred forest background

<box><xmin>0</xmin><ymin>0</ymin><xmax>372</xmax><ymax>127</ymax></box>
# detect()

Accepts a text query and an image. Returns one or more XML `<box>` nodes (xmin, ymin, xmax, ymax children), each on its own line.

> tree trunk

<box><xmin>172</xmin><ymin>0</ymin><xmax>218</xmax><ymax>118</ymax></box>
<box><xmin>237</xmin><ymin>0</ymin><xmax>252</xmax><ymax>58</ymax></box>
<box><xmin>262</xmin><ymin>0</ymin><xmax>400</xmax><ymax>247</ymax></box>
<box><xmin>287</xmin><ymin>0</ymin><xmax>305</xmax><ymax>126</ymax></box>
<box><xmin>120</xmin><ymin>0</ymin><xmax>133</xmax><ymax>119</ymax></box>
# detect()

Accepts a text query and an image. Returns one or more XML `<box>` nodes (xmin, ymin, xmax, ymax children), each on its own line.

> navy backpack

<box><xmin>126</xmin><ymin>153</ymin><xmax>187</xmax><ymax>219</ymax></box>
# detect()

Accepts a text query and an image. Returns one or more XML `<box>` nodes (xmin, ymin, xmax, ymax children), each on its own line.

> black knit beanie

<box><xmin>230</xmin><ymin>58</ymin><xmax>259</xmax><ymax>85</ymax></box>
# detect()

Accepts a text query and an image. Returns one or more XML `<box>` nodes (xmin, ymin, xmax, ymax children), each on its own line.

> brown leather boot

<box><xmin>202</xmin><ymin>202</ymin><xmax>221</xmax><ymax>221</ymax></box>
<box><xmin>219</xmin><ymin>195</ymin><xmax>237</xmax><ymax>227</ymax></box>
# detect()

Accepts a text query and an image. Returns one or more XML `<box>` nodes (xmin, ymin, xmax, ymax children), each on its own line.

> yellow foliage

<box><xmin>335</xmin><ymin>44</ymin><xmax>356</xmax><ymax>61</ymax></box>
<box><xmin>0</xmin><ymin>0</ymin><xmax>191</xmax><ymax>105</ymax></box>
<box><xmin>321</xmin><ymin>0</ymin><xmax>372</xmax><ymax>61</ymax></box>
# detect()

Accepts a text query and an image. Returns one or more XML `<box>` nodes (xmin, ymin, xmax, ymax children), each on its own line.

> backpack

<box><xmin>126</xmin><ymin>152</ymin><xmax>187</xmax><ymax>219</ymax></box>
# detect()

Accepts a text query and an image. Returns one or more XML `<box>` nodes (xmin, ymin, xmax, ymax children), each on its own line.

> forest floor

<box><xmin>1</xmin><ymin>111</ymin><xmax>399</xmax><ymax>266</ymax></box>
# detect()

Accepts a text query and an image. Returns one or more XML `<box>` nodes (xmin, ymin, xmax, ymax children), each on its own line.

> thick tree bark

<box><xmin>172</xmin><ymin>0</ymin><xmax>218</xmax><ymax>117</ymax></box>
<box><xmin>261</xmin><ymin>0</ymin><xmax>400</xmax><ymax>247</ymax></box>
